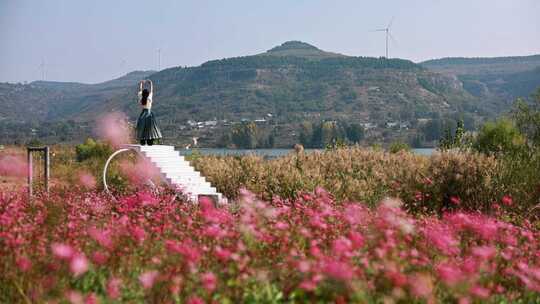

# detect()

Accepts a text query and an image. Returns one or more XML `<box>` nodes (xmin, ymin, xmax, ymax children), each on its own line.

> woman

<box><xmin>136</xmin><ymin>79</ymin><xmax>162</xmax><ymax>145</ymax></box>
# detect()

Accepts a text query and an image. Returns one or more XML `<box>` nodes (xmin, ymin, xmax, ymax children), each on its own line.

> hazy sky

<box><xmin>1</xmin><ymin>0</ymin><xmax>539</xmax><ymax>83</ymax></box>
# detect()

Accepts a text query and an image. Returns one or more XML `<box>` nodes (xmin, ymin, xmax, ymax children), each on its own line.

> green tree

<box><xmin>439</xmin><ymin>124</ymin><xmax>453</xmax><ymax>150</ymax></box>
<box><xmin>438</xmin><ymin>119</ymin><xmax>468</xmax><ymax>150</ymax></box>
<box><xmin>299</xmin><ymin>122</ymin><xmax>314</xmax><ymax>147</ymax></box>
<box><xmin>345</xmin><ymin>123</ymin><xmax>364</xmax><ymax>143</ymax></box>
<box><xmin>231</xmin><ymin>122</ymin><xmax>258</xmax><ymax>149</ymax></box>
<box><xmin>421</xmin><ymin>119</ymin><xmax>442</xmax><ymax>141</ymax></box>
<box><xmin>473</xmin><ymin>118</ymin><xmax>526</xmax><ymax>155</ymax></box>
<box><xmin>513</xmin><ymin>88</ymin><xmax>540</xmax><ymax>147</ymax></box>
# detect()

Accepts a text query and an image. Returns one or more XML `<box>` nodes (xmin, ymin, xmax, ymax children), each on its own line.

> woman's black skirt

<box><xmin>136</xmin><ymin>109</ymin><xmax>162</xmax><ymax>140</ymax></box>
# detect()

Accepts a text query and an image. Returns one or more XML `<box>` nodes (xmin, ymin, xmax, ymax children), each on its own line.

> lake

<box><xmin>177</xmin><ymin>148</ymin><xmax>436</xmax><ymax>158</ymax></box>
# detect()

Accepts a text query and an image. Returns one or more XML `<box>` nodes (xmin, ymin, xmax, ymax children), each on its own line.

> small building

<box><xmin>361</xmin><ymin>122</ymin><xmax>376</xmax><ymax>130</ymax></box>
<box><xmin>385</xmin><ymin>122</ymin><xmax>399</xmax><ymax>128</ymax></box>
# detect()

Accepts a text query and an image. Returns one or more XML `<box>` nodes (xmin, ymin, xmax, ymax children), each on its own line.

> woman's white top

<box><xmin>138</xmin><ymin>90</ymin><xmax>153</xmax><ymax>109</ymax></box>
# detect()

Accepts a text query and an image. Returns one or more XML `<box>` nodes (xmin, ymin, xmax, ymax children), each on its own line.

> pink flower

<box><xmin>129</xmin><ymin>225</ymin><xmax>146</xmax><ymax>243</ymax></box>
<box><xmin>107</xmin><ymin>277</ymin><xmax>122</xmax><ymax>299</ymax></box>
<box><xmin>66</xmin><ymin>290</ymin><xmax>84</xmax><ymax>304</ymax></box>
<box><xmin>52</xmin><ymin>243</ymin><xmax>75</xmax><ymax>260</ymax></box>
<box><xmin>501</xmin><ymin>195</ymin><xmax>513</xmax><ymax>206</ymax></box>
<box><xmin>0</xmin><ymin>154</ymin><xmax>27</xmax><ymax>177</ymax></box>
<box><xmin>95</xmin><ymin>112</ymin><xmax>131</xmax><ymax>147</ymax></box>
<box><xmin>458</xmin><ymin>297</ymin><xmax>471</xmax><ymax>304</ymax></box>
<box><xmin>332</xmin><ymin>237</ymin><xmax>352</xmax><ymax>256</ymax></box>
<box><xmin>16</xmin><ymin>256</ymin><xmax>32</xmax><ymax>272</ymax></box>
<box><xmin>386</xmin><ymin>271</ymin><xmax>408</xmax><ymax>287</ymax></box>
<box><xmin>274</xmin><ymin>221</ymin><xmax>289</xmax><ymax>230</ymax></box>
<box><xmin>84</xmin><ymin>293</ymin><xmax>98</xmax><ymax>304</ymax></box>
<box><xmin>88</xmin><ymin>227</ymin><xmax>114</xmax><ymax>249</ymax></box>
<box><xmin>323</xmin><ymin>260</ymin><xmax>354</xmax><ymax>281</ymax></box>
<box><xmin>215</xmin><ymin>246</ymin><xmax>232</xmax><ymax>262</ymax></box>
<box><xmin>78</xmin><ymin>171</ymin><xmax>96</xmax><ymax>189</ymax></box>
<box><xmin>186</xmin><ymin>296</ymin><xmax>204</xmax><ymax>304</ymax></box>
<box><xmin>119</xmin><ymin>161</ymin><xmax>160</xmax><ymax>186</ymax></box>
<box><xmin>471</xmin><ymin>245</ymin><xmax>497</xmax><ymax>260</ymax></box>
<box><xmin>437</xmin><ymin>262</ymin><xmax>464</xmax><ymax>286</ymax></box>
<box><xmin>343</xmin><ymin>204</ymin><xmax>368</xmax><ymax>225</ymax></box>
<box><xmin>201</xmin><ymin>272</ymin><xmax>217</xmax><ymax>292</ymax></box>
<box><xmin>461</xmin><ymin>257</ymin><xmax>479</xmax><ymax>274</ymax></box>
<box><xmin>309</xmin><ymin>215</ymin><xmax>327</xmax><ymax>230</ymax></box>
<box><xmin>70</xmin><ymin>254</ymin><xmax>89</xmax><ymax>277</ymax></box>
<box><xmin>91</xmin><ymin>251</ymin><xmax>108</xmax><ymax>265</ymax></box>
<box><xmin>409</xmin><ymin>273</ymin><xmax>433</xmax><ymax>298</ymax></box>
<box><xmin>299</xmin><ymin>279</ymin><xmax>317</xmax><ymax>291</ymax></box>
<box><xmin>297</xmin><ymin>260</ymin><xmax>311</xmax><ymax>273</ymax></box>
<box><xmin>450</xmin><ymin>196</ymin><xmax>461</xmax><ymax>205</ymax></box>
<box><xmin>348</xmin><ymin>231</ymin><xmax>365</xmax><ymax>249</ymax></box>
<box><xmin>424</xmin><ymin>224</ymin><xmax>459</xmax><ymax>256</ymax></box>
<box><xmin>139</xmin><ymin>270</ymin><xmax>159</xmax><ymax>289</ymax></box>
<box><xmin>470</xmin><ymin>285</ymin><xmax>490</xmax><ymax>299</ymax></box>
<box><xmin>203</xmin><ymin>224</ymin><xmax>224</xmax><ymax>239</ymax></box>
<box><xmin>165</xmin><ymin>240</ymin><xmax>201</xmax><ymax>265</ymax></box>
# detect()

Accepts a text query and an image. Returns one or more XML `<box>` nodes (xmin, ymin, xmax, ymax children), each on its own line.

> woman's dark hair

<box><xmin>140</xmin><ymin>89</ymin><xmax>150</xmax><ymax>106</ymax></box>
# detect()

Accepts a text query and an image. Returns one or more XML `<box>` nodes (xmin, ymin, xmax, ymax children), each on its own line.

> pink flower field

<box><xmin>1</xmin><ymin>186</ymin><xmax>539</xmax><ymax>303</ymax></box>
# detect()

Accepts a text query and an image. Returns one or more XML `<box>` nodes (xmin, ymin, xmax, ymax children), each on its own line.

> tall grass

<box><xmin>193</xmin><ymin>148</ymin><xmax>510</xmax><ymax>215</ymax></box>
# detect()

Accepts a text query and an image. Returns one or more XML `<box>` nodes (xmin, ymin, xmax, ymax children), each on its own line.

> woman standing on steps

<box><xmin>136</xmin><ymin>79</ymin><xmax>162</xmax><ymax>146</ymax></box>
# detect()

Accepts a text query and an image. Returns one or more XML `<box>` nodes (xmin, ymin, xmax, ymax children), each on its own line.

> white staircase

<box><xmin>125</xmin><ymin>145</ymin><xmax>224</xmax><ymax>203</ymax></box>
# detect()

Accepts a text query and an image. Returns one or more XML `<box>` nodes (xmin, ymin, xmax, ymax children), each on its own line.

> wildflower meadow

<box><xmin>1</xmin><ymin>145</ymin><xmax>540</xmax><ymax>303</ymax></box>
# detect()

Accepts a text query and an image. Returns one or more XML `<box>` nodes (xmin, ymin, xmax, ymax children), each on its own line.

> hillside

<box><xmin>0</xmin><ymin>71</ymin><xmax>155</xmax><ymax>123</ymax></box>
<box><xmin>421</xmin><ymin>55</ymin><xmax>540</xmax><ymax>106</ymax></box>
<box><xmin>421</xmin><ymin>55</ymin><xmax>540</xmax><ymax>75</ymax></box>
<box><xmin>81</xmin><ymin>41</ymin><xmax>474</xmax><ymax>125</ymax></box>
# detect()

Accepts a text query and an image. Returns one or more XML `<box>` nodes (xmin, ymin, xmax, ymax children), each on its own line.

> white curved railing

<box><xmin>102</xmin><ymin>148</ymin><xmax>133</xmax><ymax>194</ymax></box>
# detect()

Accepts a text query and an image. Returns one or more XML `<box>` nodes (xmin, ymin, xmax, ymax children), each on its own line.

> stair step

<box><xmin>172</xmin><ymin>181</ymin><xmax>214</xmax><ymax>192</ymax></box>
<box><xmin>169</xmin><ymin>178</ymin><xmax>213</xmax><ymax>190</ymax></box>
<box><xmin>142</xmin><ymin>150</ymin><xmax>181</xmax><ymax>155</ymax></box>
<box><xmin>161</xmin><ymin>168</ymin><xmax>199</xmax><ymax>175</ymax></box>
<box><xmin>139</xmin><ymin>145</ymin><xmax>174</xmax><ymax>149</ymax></box>
<box><xmin>158</xmin><ymin>167</ymin><xmax>197</xmax><ymax>174</ymax></box>
<box><xmin>143</xmin><ymin>153</ymin><xmax>184</xmax><ymax>159</ymax></box>
<box><xmin>168</xmin><ymin>176</ymin><xmax>207</xmax><ymax>185</ymax></box>
<box><xmin>154</xmin><ymin>159</ymin><xmax>192</xmax><ymax>166</ymax></box>
<box><xmin>151</xmin><ymin>159</ymin><xmax>191</xmax><ymax>164</ymax></box>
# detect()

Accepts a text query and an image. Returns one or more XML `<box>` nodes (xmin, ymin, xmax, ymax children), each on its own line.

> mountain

<box><xmin>259</xmin><ymin>41</ymin><xmax>347</xmax><ymax>59</ymax></box>
<box><xmin>6</xmin><ymin>41</ymin><xmax>535</xmax><ymax>147</ymax></box>
<box><xmin>80</xmin><ymin>41</ymin><xmax>473</xmax><ymax>124</ymax></box>
<box><xmin>0</xmin><ymin>71</ymin><xmax>155</xmax><ymax>123</ymax></box>
<box><xmin>421</xmin><ymin>55</ymin><xmax>540</xmax><ymax>106</ymax></box>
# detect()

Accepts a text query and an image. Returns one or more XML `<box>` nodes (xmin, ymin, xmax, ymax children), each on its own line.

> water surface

<box><xmin>178</xmin><ymin>148</ymin><xmax>436</xmax><ymax>158</ymax></box>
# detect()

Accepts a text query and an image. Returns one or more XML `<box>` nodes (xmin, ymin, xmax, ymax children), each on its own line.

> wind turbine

<box><xmin>120</xmin><ymin>59</ymin><xmax>127</xmax><ymax>73</ymax></box>
<box><xmin>38</xmin><ymin>58</ymin><xmax>46</xmax><ymax>81</ymax></box>
<box><xmin>373</xmin><ymin>17</ymin><xmax>397</xmax><ymax>58</ymax></box>
<box><xmin>157</xmin><ymin>48</ymin><xmax>161</xmax><ymax>70</ymax></box>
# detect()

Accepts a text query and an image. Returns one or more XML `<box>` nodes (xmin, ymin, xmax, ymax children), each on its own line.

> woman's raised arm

<box><xmin>148</xmin><ymin>79</ymin><xmax>154</xmax><ymax>95</ymax></box>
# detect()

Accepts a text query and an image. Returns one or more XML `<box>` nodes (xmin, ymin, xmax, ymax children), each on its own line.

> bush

<box><xmin>389</xmin><ymin>141</ymin><xmax>411</xmax><ymax>153</ymax></box>
<box><xmin>473</xmin><ymin>118</ymin><xmax>526</xmax><ymax>156</ymax></box>
<box><xmin>75</xmin><ymin>138</ymin><xmax>112</xmax><ymax>162</ymax></box>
